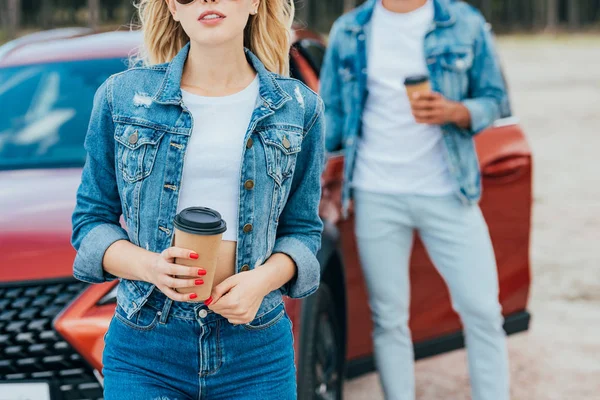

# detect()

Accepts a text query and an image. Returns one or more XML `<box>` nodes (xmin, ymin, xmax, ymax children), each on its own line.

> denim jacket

<box><xmin>321</xmin><ymin>0</ymin><xmax>508</xmax><ymax>215</ymax></box>
<box><xmin>71</xmin><ymin>43</ymin><xmax>325</xmax><ymax>319</ymax></box>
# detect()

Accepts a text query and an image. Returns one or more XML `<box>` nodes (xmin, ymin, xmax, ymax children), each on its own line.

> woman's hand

<box><xmin>143</xmin><ymin>247</ymin><xmax>207</xmax><ymax>302</ymax></box>
<box><xmin>206</xmin><ymin>268</ymin><xmax>272</xmax><ymax>325</ymax></box>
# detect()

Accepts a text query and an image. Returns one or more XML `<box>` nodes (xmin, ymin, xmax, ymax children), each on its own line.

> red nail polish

<box><xmin>189</xmin><ymin>293</ymin><xmax>198</xmax><ymax>299</ymax></box>
<box><xmin>190</xmin><ymin>253</ymin><xmax>199</xmax><ymax>259</ymax></box>
<box><xmin>198</xmin><ymin>269</ymin><xmax>207</xmax><ymax>276</ymax></box>
<box><xmin>204</xmin><ymin>296</ymin><xmax>213</xmax><ymax>306</ymax></box>
<box><xmin>195</xmin><ymin>279</ymin><xmax>204</xmax><ymax>285</ymax></box>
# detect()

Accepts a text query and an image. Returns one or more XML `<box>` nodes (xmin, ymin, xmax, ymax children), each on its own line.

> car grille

<box><xmin>0</xmin><ymin>279</ymin><xmax>103</xmax><ymax>400</ymax></box>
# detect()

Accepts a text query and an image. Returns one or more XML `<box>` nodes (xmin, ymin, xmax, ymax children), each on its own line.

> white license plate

<box><xmin>0</xmin><ymin>382</ymin><xmax>51</xmax><ymax>400</ymax></box>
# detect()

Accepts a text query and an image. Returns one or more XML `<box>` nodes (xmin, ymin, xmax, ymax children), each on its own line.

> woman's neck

<box><xmin>181</xmin><ymin>39</ymin><xmax>257</xmax><ymax>97</ymax></box>
<box><xmin>381</xmin><ymin>0</ymin><xmax>428</xmax><ymax>13</ymax></box>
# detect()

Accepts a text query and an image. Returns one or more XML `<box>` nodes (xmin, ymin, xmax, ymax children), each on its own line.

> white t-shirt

<box><xmin>177</xmin><ymin>76</ymin><xmax>259</xmax><ymax>242</ymax></box>
<box><xmin>352</xmin><ymin>0</ymin><xmax>455</xmax><ymax>195</ymax></box>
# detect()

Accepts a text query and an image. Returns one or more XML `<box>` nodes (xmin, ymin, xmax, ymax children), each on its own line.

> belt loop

<box><xmin>159</xmin><ymin>298</ymin><xmax>172</xmax><ymax>324</ymax></box>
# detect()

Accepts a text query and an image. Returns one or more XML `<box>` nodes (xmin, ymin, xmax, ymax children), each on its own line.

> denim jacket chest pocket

<box><xmin>257</xmin><ymin>127</ymin><xmax>303</xmax><ymax>187</ymax></box>
<box><xmin>114</xmin><ymin>123</ymin><xmax>166</xmax><ymax>183</ymax></box>
<box><xmin>428</xmin><ymin>46</ymin><xmax>474</xmax><ymax>100</ymax></box>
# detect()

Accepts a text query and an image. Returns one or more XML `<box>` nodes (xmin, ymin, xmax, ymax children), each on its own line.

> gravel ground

<box><xmin>343</xmin><ymin>36</ymin><xmax>600</xmax><ymax>400</ymax></box>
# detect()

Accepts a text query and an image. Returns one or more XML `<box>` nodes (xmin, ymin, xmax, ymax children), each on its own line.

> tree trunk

<box><xmin>7</xmin><ymin>0</ymin><xmax>20</xmax><ymax>40</ymax></box>
<box><xmin>568</xmin><ymin>0</ymin><xmax>580</xmax><ymax>29</ymax></box>
<box><xmin>88</xmin><ymin>0</ymin><xmax>100</xmax><ymax>30</ymax></box>
<box><xmin>343</xmin><ymin>0</ymin><xmax>357</xmax><ymax>12</ymax></box>
<box><xmin>533</xmin><ymin>0</ymin><xmax>546</xmax><ymax>30</ymax></box>
<box><xmin>40</xmin><ymin>0</ymin><xmax>53</xmax><ymax>29</ymax></box>
<box><xmin>547</xmin><ymin>0</ymin><xmax>559</xmax><ymax>31</ymax></box>
<box><xmin>481</xmin><ymin>0</ymin><xmax>492</xmax><ymax>21</ymax></box>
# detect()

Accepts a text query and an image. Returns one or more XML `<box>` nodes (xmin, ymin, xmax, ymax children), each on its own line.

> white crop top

<box><xmin>176</xmin><ymin>76</ymin><xmax>260</xmax><ymax>241</ymax></box>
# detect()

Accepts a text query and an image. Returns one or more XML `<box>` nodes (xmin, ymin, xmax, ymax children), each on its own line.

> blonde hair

<box><xmin>132</xmin><ymin>0</ymin><xmax>294</xmax><ymax>76</ymax></box>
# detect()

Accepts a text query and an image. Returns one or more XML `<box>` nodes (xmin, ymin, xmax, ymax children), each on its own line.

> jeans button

<box><xmin>244</xmin><ymin>180</ymin><xmax>255</xmax><ymax>190</ymax></box>
<box><xmin>198</xmin><ymin>309</ymin><xmax>208</xmax><ymax>318</ymax></box>
<box><xmin>243</xmin><ymin>223</ymin><xmax>253</xmax><ymax>233</ymax></box>
<box><xmin>241</xmin><ymin>264</ymin><xmax>250</xmax><ymax>272</ymax></box>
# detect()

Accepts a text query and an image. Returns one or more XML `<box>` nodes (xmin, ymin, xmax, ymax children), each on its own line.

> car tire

<box><xmin>297</xmin><ymin>283</ymin><xmax>344</xmax><ymax>400</ymax></box>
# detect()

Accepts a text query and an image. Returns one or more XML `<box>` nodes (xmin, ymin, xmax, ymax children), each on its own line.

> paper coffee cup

<box><xmin>172</xmin><ymin>207</ymin><xmax>227</xmax><ymax>301</ymax></box>
<box><xmin>404</xmin><ymin>74</ymin><xmax>431</xmax><ymax>100</ymax></box>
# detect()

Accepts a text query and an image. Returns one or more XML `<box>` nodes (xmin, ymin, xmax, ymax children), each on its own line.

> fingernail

<box><xmin>189</xmin><ymin>293</ymin><xmax>198</xmax><ymax>299</ymax></box>
<box><xmin>204</xmin><ymin>296</ymin><xmax>213</xmax><ymax>306</ymax></box>
<box><xmin>198</xmin><ymin>269</ymin><xmax>207</xmax><ymax>276</ymax></box>
<box><xmin>195</xmin><ymin>279</ymin><xmax>204</xmax><ymax>285</ymax></box>
<box><xmin>190</xmin><ymin>253</ymin><xmax>199</xmax><ymax>259</ymax></box>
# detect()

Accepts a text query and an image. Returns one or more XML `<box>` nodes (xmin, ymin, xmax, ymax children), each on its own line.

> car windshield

<box><xmin>0</xmin><ymin>58</ymin><xmax>129</xmax><ymax>171</ymax></box>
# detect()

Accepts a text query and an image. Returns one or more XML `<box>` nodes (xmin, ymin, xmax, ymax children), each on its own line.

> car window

<box><xmin>0</xmin><ymin>58</ymin><xmax>129</xmax><ymax>171</ymax></box>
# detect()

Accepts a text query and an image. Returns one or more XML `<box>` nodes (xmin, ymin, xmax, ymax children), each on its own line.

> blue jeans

<box><xmin>354</xmin><ymin>190</ymin><xmax>509</xmax><ymax>400</ymax></box>
<box><xmin>102</xmin><ymin>289</ymin><xmax>296</xmax><ymax>400</ymax></box>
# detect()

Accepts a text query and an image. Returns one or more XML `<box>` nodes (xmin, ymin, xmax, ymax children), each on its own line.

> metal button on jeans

<box><xmin>244</xmin><ymin>180</ymin><xmax>255</xmax><ymax>190</ymax></box>
<box><xmin>198</xmin><ymin>309</ymin><xmax>208</xmax><ymax>318</ymax></box>
<box><xmin>128</xmin><ymin>130</ymin><xmax>139</xmax><ymax>145</ymax></box>
<box><xmin>241</xmin><ymin>264</ymin><xmax>250</xmax><ymax>272</ymax></box>
<box><xmin>243</xmin><ymin>223</ymin><xmax>253</xmax><ymax>233</ymax></box>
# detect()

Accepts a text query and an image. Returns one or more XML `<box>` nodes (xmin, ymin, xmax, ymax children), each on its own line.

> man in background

<box><xmin>321</xmin><ymin>0</ymin><xmax>510</xmax><ymax>399</ymax></box>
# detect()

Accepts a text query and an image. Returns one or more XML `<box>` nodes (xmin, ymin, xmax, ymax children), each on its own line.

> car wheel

<box><xmin>298</xmin><ymin>283</ymin><xmax>344</xmax><ymax>400</ymax></box>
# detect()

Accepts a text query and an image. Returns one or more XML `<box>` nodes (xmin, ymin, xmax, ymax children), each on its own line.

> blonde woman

<box><xmin>70</xmin><ymin>0</ymin><xmax>325</xmax><ymax>398</ymax></box>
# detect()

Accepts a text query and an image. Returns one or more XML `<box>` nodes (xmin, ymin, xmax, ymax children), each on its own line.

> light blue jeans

<box><xmin>354</xmin><ymin>190</ymin><xmax>509</xmax><ymax>400</ymax></box>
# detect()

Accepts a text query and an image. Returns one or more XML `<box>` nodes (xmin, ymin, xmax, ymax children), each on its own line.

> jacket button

<box><xmin>246</xmin><ymin>138</ymin><xmax>253</xmax><ymax>149</ymax></box>
<box><xmin>282</xmin><ymin>135</ymin><xmax>291</xmax><ymax>149</ymax></box>
<box><xmin>241</xmin><ymin>264</ymin><xmax>250</xmax><ymax>272</ymax></box>
<box><xmin>128</xmin><ymin>130</ymin><xmax>139</xmax><ymax>145</ymax></box>
<box><xmin>243</xmin><ymin>223</ymin><xmax>253</xmax><ymax>233</ymax></box>
<box><xmin>244</xmin><ymin>180</ymin><xmax>255</xmax><ymax>190</ymax></box>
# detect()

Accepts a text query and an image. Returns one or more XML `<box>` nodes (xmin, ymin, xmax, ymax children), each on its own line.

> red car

<box><xmin>0</xmin><ymin>28</ymin><xmax>531</xmax><ymax>400</ymax></box>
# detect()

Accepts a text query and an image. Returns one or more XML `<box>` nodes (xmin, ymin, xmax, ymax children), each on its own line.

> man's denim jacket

<box><xmin>321</xmin><ymin>0</ymin><xmax>510</xmax><ymax>215</ymax></box>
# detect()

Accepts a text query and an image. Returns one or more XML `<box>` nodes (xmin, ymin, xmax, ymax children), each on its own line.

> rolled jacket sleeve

<box><xmin>71</xmin><ymin>77</ymin><xmax>129</xmax><ymax>284</ymax></box>
<box><xmin>463</xmin><ymin>14</ymin><xmax>507</xmax><ymax>135</ymax></box>
<box><xmin>274</xmin><ymin>99</ymin><xmax>326</xmax><ymax>299</ymax></box>
<box><xmin>321</xmin><ymin>21</ymin><xmax>345</xmax><ymax>153</ymax></box>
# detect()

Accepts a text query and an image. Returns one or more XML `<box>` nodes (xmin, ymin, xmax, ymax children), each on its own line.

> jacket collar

<box><xmin>345</xmin><ymin>0</ymin><xmax>455</xmax><ymax>31</ymax></box>
<box><xmin>153</xmin><ymin>42</ymin><xmax>291</xmax><ymax>109</ymax></box>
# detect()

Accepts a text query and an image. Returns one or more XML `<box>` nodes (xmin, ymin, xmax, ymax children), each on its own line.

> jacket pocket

<box><xmin>258</xmin><ymin>127</ymin><xmax>303</xmax><ymax>187</ymax></box>
<box><xmin>430</xmin><ymin>46</ymin><xmax>474</xmax><ymax>100</ymax></box>
<box><xmin>114</xmin><ymin>124</ymin><xmax>165</xmax><ymax>183</ymax></box>
<box><xmin>438</xmin><ymin>49</ymin><xmax>474</xmax><ymax>73</ymax></box>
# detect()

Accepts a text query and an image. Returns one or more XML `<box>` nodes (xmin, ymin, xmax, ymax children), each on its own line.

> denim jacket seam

<box><xmin>106</xmin><ymin>75</ymin><xmax>115</xmax><ymax>115</ymax></box>
<box><xmin>305</xmin><ymin>98</ymin><xmax>324</xmax><ymax>136</ymax></box>
<box><xmin>276</xmin><ymin>75</ymin><xmax>321</xmax><ymax>99</ymax></box>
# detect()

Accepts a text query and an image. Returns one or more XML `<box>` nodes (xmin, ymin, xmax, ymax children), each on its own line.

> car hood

<box><xmin>0</xmin><ymin>168</ymin><xmax>83</xmax><ymax>283</ymax></box>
